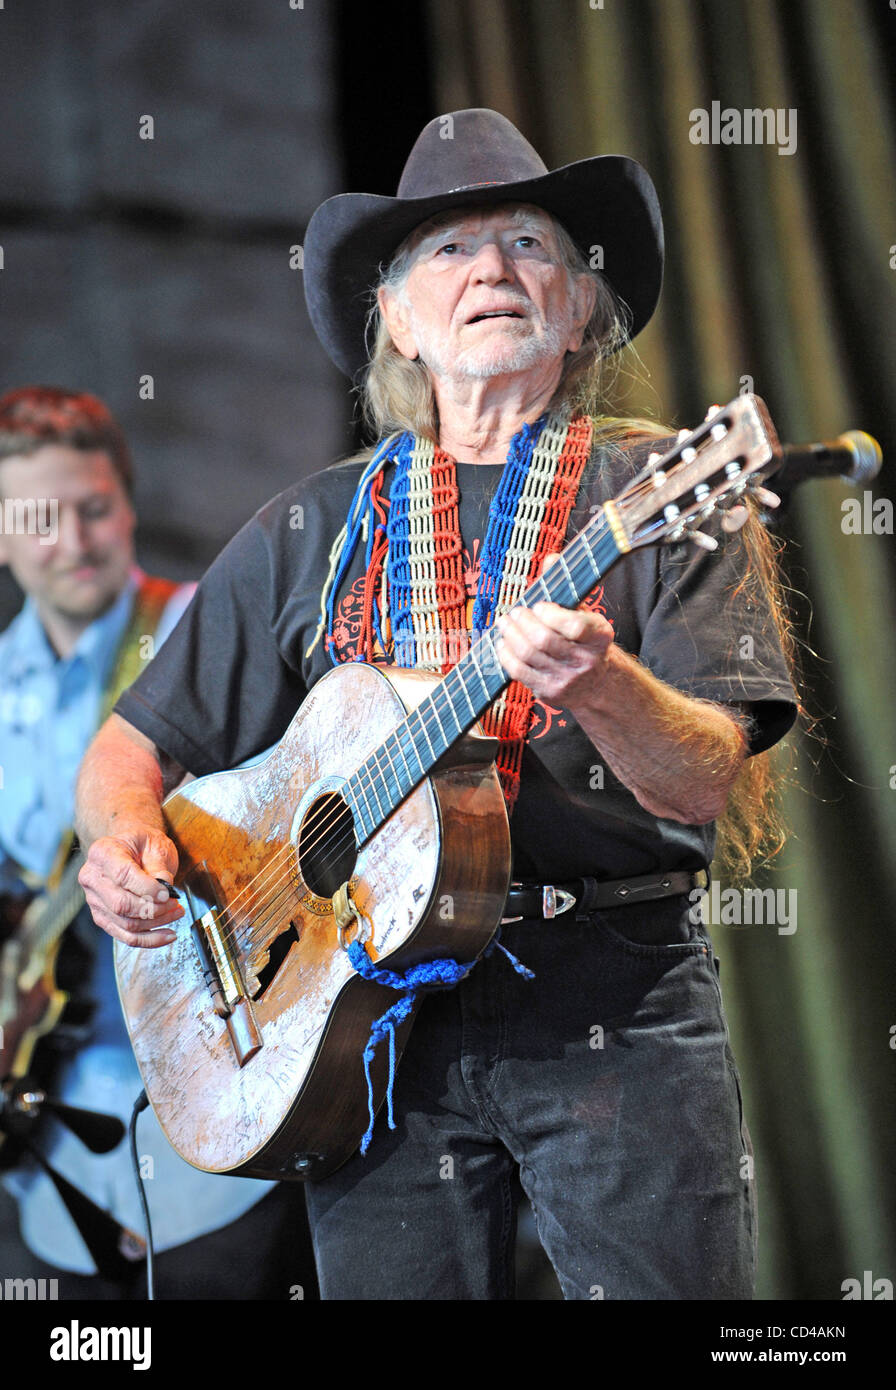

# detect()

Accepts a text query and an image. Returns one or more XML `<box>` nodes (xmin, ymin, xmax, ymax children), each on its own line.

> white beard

<box><xmin>408</xmin><ymin>308</ymin><xmax>573</xmax><ymax>382</ymax></box>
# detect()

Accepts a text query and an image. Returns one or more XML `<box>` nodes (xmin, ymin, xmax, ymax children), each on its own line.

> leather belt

<box><xmin>502</xmin><ymin>869</ymin><xmax>709</xmax><ymax>922</ymax></box>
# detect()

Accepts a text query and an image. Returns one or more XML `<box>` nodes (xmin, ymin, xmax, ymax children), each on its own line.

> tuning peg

<box><xmin>684</xmin><ymin>529</ymin><xmax>719</xmax><ymax>552</ymax></box>
<box><xmin>704</xmin><ymin>404</ymin><xmax>723</xmax><ymax>420</ymax></box>
<box><xmin>721</xmin><ymin>505</ymin><xmax>750</xmax><ymax>533</ymax></box>
<box><xmin>647</xmin><ymin>451</ymin><xmax>667</xmax><ymax>484</ymax></box>
<box><xmin>750</xmin><ymin>484</ymin><xmax>781</xmax><ymax>509</ymax></box>
<box><xmin>676</xmin><ymin>428</ymin><xmax>691</xmax><ymax>443</ymax></box>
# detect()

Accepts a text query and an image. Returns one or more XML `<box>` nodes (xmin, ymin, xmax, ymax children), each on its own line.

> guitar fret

<box><xmin>366</xmin><ymin>741</ymin><xmax>398</xmax><ymax>810</ymax></box>
<box><xmin>429</xmin><ymin>680</ymin><xmax>463</xmax><ymax>742</ymax></box>
<box><xmin>352</xmin><ymin>766</ymin><xmax>377</xmax><ymax>831</ymax></box>
<box><xmin>364</xmin><ymin>763</ymin><xmax>390</xmax><ymax>822</ymax></box>
<box><xmin>554</xmin><ymin>553</ymin><xmax>575</xmax><ymax>605</ymax></box>
<box><xmin>450</xmin><ymin>662</ymin><xmax>479</xmax><ymax>721</ymax></box>
<box><xmin>356</xmin><ymin>746</ymin><xmax>397</xmax><ymax>830</ymax></box>
<box><xmin>425</xmin><ymin>699</ymin><xmax>449</xmax><ymax>748</ymax></box>
<box><xmin>389</xmin><ymin>726</ymin><xmax>417</xmax><ymax>790</ymax></box>
<box><xmin>409</xmin><ymin>706</ymin><xmax>437</xmax><ymax>764</ymax></box>
<box><xmin>393</xmin><ymin>724</ymin><xmax>425</xmax><ymax>790</ymax></box>
<box><xmin>467</xmin><ymin>644</ymin><xmax>497</xmax><ymax>703</ymax></box>
<box><xmin>345</xmin><ymin>782</ymin><xmax>372</xmax><ymax>842</ymax></box>
<box><xmin>579</xmin><ymin>526</ymin><xmax>600</xmax><ymax>568</ymax></box>
<box><xmin>375</xmin><ymin>738</ymin><xmax>403</xmax><ymax>807</ymax></box>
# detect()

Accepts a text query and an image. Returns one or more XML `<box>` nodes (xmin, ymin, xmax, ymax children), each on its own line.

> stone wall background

<box><xmin>0</xmin><ymin>0</ymin><xmax>350</xmax><ymax>622</ymax></box>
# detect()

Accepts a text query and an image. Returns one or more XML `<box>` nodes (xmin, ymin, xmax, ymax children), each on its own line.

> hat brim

<box><xmin>302</xmin><ymin>155</ymin><xmax>664</xmax><ymax>381</ymax></box>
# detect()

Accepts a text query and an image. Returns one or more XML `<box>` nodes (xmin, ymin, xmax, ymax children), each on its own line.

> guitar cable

<box><xmin>129</xmin><ymin>1089</ymin><xmax>156</xmax><ymax>1300</ymax></box>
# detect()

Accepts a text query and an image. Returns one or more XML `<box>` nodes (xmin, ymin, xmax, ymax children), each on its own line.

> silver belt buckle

<box><xmin>543</xmin><ymin>885</ymin><xmax>576</xmax><ymax>919</ymax></box>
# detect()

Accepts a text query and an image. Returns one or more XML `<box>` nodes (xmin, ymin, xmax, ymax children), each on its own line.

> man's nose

<box><xmin>55</xmin><ymin>506</ymin><xmax>90</xmax><ymax>556</ymax></box>
<box><xmin>469</xmin><ymin>240</ymin><xmax>515</xmax><ymax>282</ymax></box>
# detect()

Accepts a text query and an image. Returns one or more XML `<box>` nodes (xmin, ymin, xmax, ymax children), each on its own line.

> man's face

<box><xmin>378</xmin><ymin>205</ymin><xmax>596</xmax><ymax>385</ymax></box>
<box><xmin>0</xmin><ymin>445</ymin><xmax>135</xmax><ymax>628</ymax></box>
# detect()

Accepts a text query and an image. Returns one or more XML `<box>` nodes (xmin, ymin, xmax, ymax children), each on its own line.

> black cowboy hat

<box><xmin>303</xmin><ymin>108</ymin><xmax>664</xmax><ymax>381</ymax></box>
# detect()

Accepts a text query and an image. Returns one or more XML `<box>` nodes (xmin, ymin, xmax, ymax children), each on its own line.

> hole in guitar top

<box><xmin>252</xmin><ymin>919</ymin><xmax>301</xmax><ymax>999</ymax></box>
<box><xmin>296</xmin><ymin>791</ymin><xmax>358</xmax><ymax>901</ymax></box>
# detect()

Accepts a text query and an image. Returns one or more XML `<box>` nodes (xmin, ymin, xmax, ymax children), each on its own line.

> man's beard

<box><xmin>408</xmin><ymin>309</ymin><xmax>572</xmax><ymax>381</ymax></box>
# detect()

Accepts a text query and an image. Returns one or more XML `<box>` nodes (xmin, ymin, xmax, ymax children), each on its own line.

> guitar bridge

<box><xmin>184</xmin><ymin>872</ymin><xmax>262</xmax><ymax>1068</ymax></box>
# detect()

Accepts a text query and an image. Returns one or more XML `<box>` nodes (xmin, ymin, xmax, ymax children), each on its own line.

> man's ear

<box><xmin>566</xmin><ymin>273</ymin><xmax>598</xmax><ymax>353</ymax></box>
<box><xmin>377</xmin><ymin>286</ymin><xmax>420</xmax><ymax>361</ymax></box>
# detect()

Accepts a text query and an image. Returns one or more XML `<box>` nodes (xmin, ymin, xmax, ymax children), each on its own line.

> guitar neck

<box><xmin>27</xmin><ymin>855</ymin><xmax>86</xmax><ymax>953</ymax></box>
<box><xmin>346</xmin><ymin>508</ymin><xmax>626</xmax><ymax>845</ymax></box>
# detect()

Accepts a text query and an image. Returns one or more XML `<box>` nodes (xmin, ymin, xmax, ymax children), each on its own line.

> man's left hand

<box><xmin>496</xmin><ymin>600</ymin><xmax>614</xmax><ymax>710</ymax></box>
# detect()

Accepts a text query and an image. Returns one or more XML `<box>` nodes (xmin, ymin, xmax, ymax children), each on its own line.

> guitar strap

<box><xmin>99</xmin><ymin>573</ymin><xmax>181</xmax><ymax>724</ymax></box>
<box><xmin>45</xmin><ymin>575</ymin><xmax>181</xmax><ymax>882</ymax></box>
<box><xmin>8</xmin><ymin>576</ymin><xmax>181</xmax><ymax>899</ymax></box>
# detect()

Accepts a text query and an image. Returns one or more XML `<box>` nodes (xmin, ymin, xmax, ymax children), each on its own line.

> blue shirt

<box><xmin>0</xmin><ymin>569</ymin><xmax>274</xmax><ymax>1272</ymax></box>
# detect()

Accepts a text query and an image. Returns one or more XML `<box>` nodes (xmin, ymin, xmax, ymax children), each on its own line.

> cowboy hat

<box><xmin>303</xmin><ymin>107</ymin><xmax>664</xmax><ymax>379</ymax></box>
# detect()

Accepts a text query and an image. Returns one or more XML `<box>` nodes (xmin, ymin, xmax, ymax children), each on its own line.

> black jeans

<box><xmin>304</xmin><ymin>897</ymin><xmax>756</xmax><ymax>1300</ymax></box>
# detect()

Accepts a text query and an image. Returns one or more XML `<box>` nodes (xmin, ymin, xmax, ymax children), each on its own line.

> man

<box><xmin>75</xmin><ymin>111</ymin><xmax>797</xmax><ymax>1299</ymax></box>
<box><xmin>0</xmin><ymin>386</ymin><xmax>311</xmax><ymax>1298</ymax></box>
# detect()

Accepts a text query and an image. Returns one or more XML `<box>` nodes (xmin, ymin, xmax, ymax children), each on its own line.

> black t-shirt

<box><xmin>115</xmin><ymin>436</ymin><xmax>797</xmax><ymax>880</ymax></box>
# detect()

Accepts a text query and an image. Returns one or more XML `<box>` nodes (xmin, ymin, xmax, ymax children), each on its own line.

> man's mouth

<box><xmin>61</xmin><ymin>562</ymin><xmax>103</xmax><ymax>580</ymax></box>
<box><xmin>466</xmin><ymin>309</ymin><xmax>525</xmax><ymax>324</ymax></box>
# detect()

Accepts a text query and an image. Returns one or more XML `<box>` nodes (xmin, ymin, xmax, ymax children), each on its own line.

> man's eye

<box><xmin>80</xmin><ymin>501</ymin><xmax>112</xmax><ymax>521</ymax></box>
<box><xmin>514</xmin><ymin>235</ymin><xmax>539</xmax><ymax>249</ymax></box>
<box><xmin>436</xmin><ymin>242</ymin><xmax>459</xmax><ymax>255</ymax></box>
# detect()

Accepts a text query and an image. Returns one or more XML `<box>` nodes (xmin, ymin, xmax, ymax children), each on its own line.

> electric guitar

<box><xmin>0</xmin><ymin>852</ymin><xmax>86</xmax><ymax>1154</ymax></box>
<box><xmin>114</xmin><ymin>394</ymin><xmax>782</xmax><ymax>1181</ymax></box>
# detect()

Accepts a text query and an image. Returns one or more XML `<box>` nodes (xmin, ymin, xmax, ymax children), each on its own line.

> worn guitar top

<box><xmin>116</xmin><ymin>437</ymin><xmax>797</xmax><ymax>881</ymax></box>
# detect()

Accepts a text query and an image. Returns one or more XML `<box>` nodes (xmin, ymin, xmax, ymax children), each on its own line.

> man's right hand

<box><xmin>78</xmin><ymin>829</ymin><xmax>185</xmax><ymax>947</ymax></box>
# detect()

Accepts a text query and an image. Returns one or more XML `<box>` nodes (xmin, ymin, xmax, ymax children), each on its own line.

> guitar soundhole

<box><xmin>297</xmin><ymin>792</ymin><xmax>357</xmax><ymax>901</ymax></box>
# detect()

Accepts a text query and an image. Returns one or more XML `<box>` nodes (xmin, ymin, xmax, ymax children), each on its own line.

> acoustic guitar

<box><xmin>114</xmin><ymin>394</ymin><xmax>782</xmax><ymax>1181</ymax></box>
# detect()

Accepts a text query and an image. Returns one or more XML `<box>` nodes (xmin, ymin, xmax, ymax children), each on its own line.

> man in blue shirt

<box><xmin>0</xmin><ymin>386</ymin><xmax>313</xmax><ymax>1298</ymax></box>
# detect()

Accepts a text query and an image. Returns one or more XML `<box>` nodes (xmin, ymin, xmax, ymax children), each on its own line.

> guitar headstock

<box><xmin>612</xmin><ymin>394</ymin><xmax>783</xmax><ymax>552</ymax></box>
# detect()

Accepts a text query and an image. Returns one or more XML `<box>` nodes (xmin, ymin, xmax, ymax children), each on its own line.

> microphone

<box><xmin>771</xmin><ymin>431</ymin><xmax>882</xmax><ymax>491</ymax></box>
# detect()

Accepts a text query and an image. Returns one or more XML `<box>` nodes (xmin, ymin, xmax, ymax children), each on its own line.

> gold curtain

<box><xmin>426</xmin><ymin>0</ymin><xmax>896</xmax><ymax>1299</ymax></box>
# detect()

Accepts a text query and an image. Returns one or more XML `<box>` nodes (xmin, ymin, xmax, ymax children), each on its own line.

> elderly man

<box><xmin>75</xmin><ymin>110</ymin><xmax>796</xmax><ymax>1300</ymax></box>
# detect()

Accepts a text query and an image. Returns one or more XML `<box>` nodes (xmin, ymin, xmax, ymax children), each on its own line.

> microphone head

<box><xmin>841</xmin><ymin>430</ymin><xmax>883</xmax><ymax>485</ymax></box>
